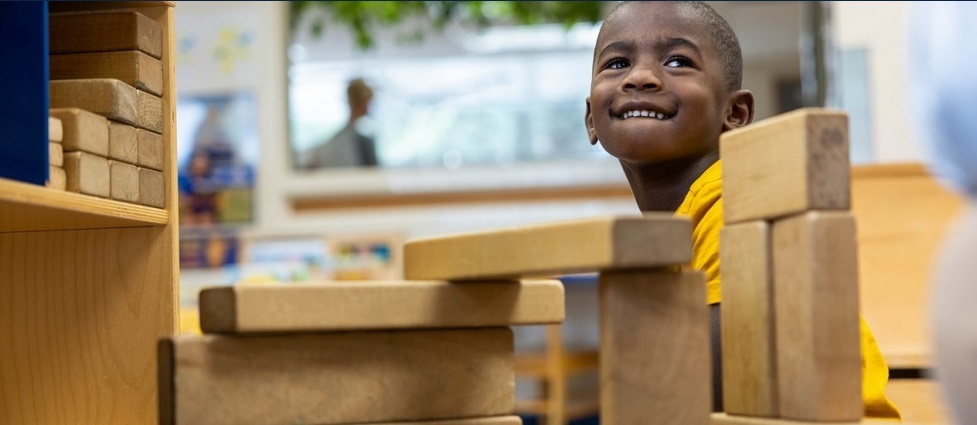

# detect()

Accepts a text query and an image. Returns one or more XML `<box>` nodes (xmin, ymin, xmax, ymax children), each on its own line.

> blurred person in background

<box><xmin>300</xmin><ymin>77</ymin><xmax>378</xmax><ymax>169</ymax></box>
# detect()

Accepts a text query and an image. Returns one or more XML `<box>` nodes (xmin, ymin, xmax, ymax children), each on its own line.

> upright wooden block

<box><xmin>49</xmin><ymin>142</ymin><xmax>63</xmax><ymax>167</ymax></box>
<box><xmin>49</xmin><ymin>11</ymin><xmax>163</xmax><ymax>58</ymax></box>
<box><xmin>138</xmin><ymin>167</ymin><xmax>164</xmax><ymax>208</ymax></box>
<box><xmin>136</xmin><ymin>128</ymin><xmax>164</xmax><ymax>170</ymax></box>
<box><xmin>159</xmin><ymin>329</ymin><xmax>515</xmax><ymax>425</ymax></box>
<box><xmin>721</xmin><ymin>108</ymin><xmax>850</xmax><ymax>224</ymax></box>
<box><xmin>49</xmin><ymin>116</ymin><xmax>62</xmax><ymax>142</ymax></box>
<box><xmin>50</xmin><ymin>79</ymin><xmax>138</xmax><ymax>126</ymax></box>
<box><xmin>46</xmin><ymin>166</ymin><xmax>66</xmax><ymax>190</ymax></box>
<box><xmin>49</xmin><ymin>108</ymin><xmax>109</xmax><ymax>156</ymax></box>
<box><xmin>599</xmin><ymin>270</ymin><xmax>709</xmax><ymax>425</ymax></box>
<box><xmin>720</xmin><ymin>221</ymin><xmax>778</xmax><ymax>417</ymax></box>
<box><xmin>109</xmin><ymin>122</ymin><xmax>138</xmax><ymax>164</ymax></box>
<box><xmin>137</xmin><ymin>89</ymin><xmax>163</xmax><ymax>133</ymax></box>
<box><xmin>405</xmin><ymin>215</ymin><xmax>692</xmax><ymax>281</ymax></box>
<box><xmin>200</xmin><ymin>280</ymin><xmax>564</xmax><ymax>334</ymax></box>
<box><xmin>63</xmin><ymin>151</ymin><xmax>110</xmax><ymax>197</ymax></box>
<box><xmin>773</xmin><ymin>211</ymin><xmax>862</xmax><ymax>421</ymax></box>
<box><xmin>110</xmin><ymin>160</ymin><xmax>139</xmax><ymax>203</ymax></box>
<box><xmin>50</xmin><ymin>51</ymin><xmax>163</xmax><ymax>96</ymax></box>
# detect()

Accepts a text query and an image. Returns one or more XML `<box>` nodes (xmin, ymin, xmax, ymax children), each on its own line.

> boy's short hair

<box><xmin>606</xmin><ymin>1</ymin><xmax>743</xmax><ymax>91</ymax></box>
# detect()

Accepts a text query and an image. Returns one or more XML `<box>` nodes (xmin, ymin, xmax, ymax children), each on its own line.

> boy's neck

<box><xmin>622</xmin><ymin>151</ymin><xmax>720</xmax><ymax>212</ymax></box>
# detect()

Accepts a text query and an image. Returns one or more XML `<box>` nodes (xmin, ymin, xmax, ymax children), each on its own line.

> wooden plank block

<box><xmin>199</xmin><ymin>279</ymin><xmax>564</xmax><ymax>334</ymax></box>
<box><xmin>49</xmin><ymin>108</ymin><xmax>109</xmax><ymax>156</ymax></box>
<box><xmin>49</xmin><ymin>142</ymin><xmax>63</xmax><ymax>167</ymax></box>
<box><xmin>110</xmin><ymin>160</ymin><xmax>139</xmax><ymax>203</ymax></box>
<box><xmin>46</xmin><ymin>166</ymin><xmax>66</xmax><ymax>190</ymax></box>
<box><xmin>404</xmin><ymin>215</ymin><xmax>692</xmax><ymax>281</ymax></box>
<box><xmin>49</xmin><ymin>116</ymin><xmax>63</xmax><ymax>142</ymax></box>
<box><xmin>63</xmin><ymin>151</ymin><xmax>109</xmax><ymax>198</ymax></box>
<box><xmin>137</xmin><ymin>89</ymin><xmax>163</xmax><ymax>133</ymax></box>
<box><xmin>50</xmin><ymin>79</ymin><xmax>138</xmax><ymax>126</ymax></box>
<box><xmin>599</xmin><ymin>270</ymin><xmax>709</xmax><ymax>425</ymax></box>
<box><xmin>720</xmin><ymin>221</ymin><xmax>777</xmax><ymax>417</ymax></box>
<box><xmin>50</xmin><ymin>51</ymin><xmax>163</xmax><ymax>96</ymax></box>
<box><xmin>49</xmin><ymin>11</ymin><xmax>163</xmax><ymax>58</ymax></box>
<box><xmin>136</xmin><ymin>128</ymin><xmax>164</xmax><ymax>170</ymax></box>
<box><xmin>159</xmin><ymin>329</ymin><xmax>515</xmax><ymax>425</ymax></box>
<box><xmin>356</xmin><ymin>416</ymin><xmax>522</xmax><ymax>425</ymax></box>
<box><xmin>721</xmin><ymin>108</ymin><xmax>850</xmax><ymax>224</ymax></box>
<box><xmin>710</xmin><ymin>413</ymin><xmax>880</xmax><ymax>425</ymax></box>
<box><xmin>773</xmin><ymin>211</ymin><xmax>862</xmax><ymax>421</ymax></box>
<box><xmin>109</xmin><ymin>122</ymin><xmax>138</xmax><ymax>164</ymax></box>
<box><xmin>138</xmin><ymin>167</ymin><xmax>164</xmax><ymax>208</ymax></box>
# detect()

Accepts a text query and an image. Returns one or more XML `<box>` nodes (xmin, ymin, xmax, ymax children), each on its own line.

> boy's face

<box><xmin>586</xmin><ymin>2</ymin><xmax>731</xmax><ymax>165</ymax></box>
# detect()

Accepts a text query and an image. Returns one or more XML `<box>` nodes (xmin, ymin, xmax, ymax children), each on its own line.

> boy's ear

<box><xmin>724</xmin><ymin>89</ymin><xmax>755</xmax><ymax>131</ymax></box>
<box><xmin>585</xmin><ymin>97</ymin><xmax>598</xmax><ymax>145</ymax></box>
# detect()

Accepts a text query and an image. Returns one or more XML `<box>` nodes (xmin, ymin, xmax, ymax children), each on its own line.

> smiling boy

<box><xmin>585</xmin><ymin>1</ymin><xmax>900</xmax><ymax>419</ymax></box>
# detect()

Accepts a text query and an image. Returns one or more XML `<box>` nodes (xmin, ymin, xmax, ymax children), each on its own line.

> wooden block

<box><xmin>49</xmin><ymin>142</ymin><xmax>63</xmax><ymax>167</ymax></box>
<box><xmin>362</xmin><ymin>417</ymin><xmax>522</xmax><ymax>425</ymax></box>
<box><xmin>46</xmin><ymin>166</ymin><xmax>66</xmax><ymax>191</ymax></box>
<box><xmin>49</xmin><ymin>116</ymin><xmax>63</xmax><ymax>142</ymax></box>
<box><xmin>404</xmin><ymin>215</ymin><xmax>692</xmax><ymax>281</ymax></box>
<box><xmin>158</xmin><ymin>329</ymin><xmax>515</xmax><ymax>425</ymax></box>
<box><xmin>773</xmin><ymin>211</ymin><xmax>862</xmax><ymax>421</ymax></box>
<box><xmin>109</xmin><ymin>122</ymin><xmax>138</xmax><ymax>164</ymax></box>
<box><xmin>199</xmin><ymin>279</ymin><xmax>564</xmax><ymax>334</ymax></box>
<box><xmin>63</xmin><ymin>151</ymin><xmax>109</xmax><ymax>197</ymax></box>
<box><xmin>721</xmin><ymin>108</ymin><xmax>850</xmax><ymax>224</ymax></box>
<box><xmin>49</xmin><ymin>11</ymin><xmax>162</xmax><ymax>58</ymax></box>
<box><xmin>138</xmin><ymin>168</ymin><xmax>164</xmax><ymax>208</ymax></box>
<box><xmin>49</xmin><ymin>108</ymin><xmax>109</xmax><ymax>156</ymax></box>
<box><xmin>599</xmin><ymin>270</ymin><xmax>709</xmax><ymax>425</ymax></box>
<box><xmin>136</xmin><ymin>128</ymin><xmax>164</xmax><ymax>171</ymax></box>
<box><xmin>110</xmin><ymin>161</ymin><xmax>139</xmax><ymax>203</ymax></box>
<box><xmin>710</xmin><ymin>413</ymin><xmax>874</xmax><ymax>425</ymax></box>
<box><xmin>137</xmin><ymin>89</ymin><xmax>163</xmax><ymax>133</ymax></box>
<box><xmin>720</xmin><ymin>221</ymin><xmax>778</xmax><ymax>417</ymax></box>
<box><xmin>50</xmin><ymin>79</ymin><xmax>138</xmax><ymax>126</ymax></box>
<box><xmin>50</xmin><ymin>51</ymin><xmax>163</xmax><ymax>96</ymax></box>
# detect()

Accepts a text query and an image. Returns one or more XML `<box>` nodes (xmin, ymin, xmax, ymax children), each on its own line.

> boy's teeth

<box><xmin>622</xmin><ymin>110</ymin><xmax>668</xmax><ymax>120</ymax></box>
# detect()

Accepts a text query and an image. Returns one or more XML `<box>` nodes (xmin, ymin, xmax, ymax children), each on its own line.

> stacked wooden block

<box><xmin>47</xmin><ymin>11</ymin><xmax>165</xmax><ymax>207</ymax></box>
<box><xmin>46</xmin><ymin>116</ymin><xmax>66</xmax><ymax>189</ymax></box>
<box><xmin>714</xmin><ymin>108</ymin><xmax>862</xmax><ymax>424</ymax></box>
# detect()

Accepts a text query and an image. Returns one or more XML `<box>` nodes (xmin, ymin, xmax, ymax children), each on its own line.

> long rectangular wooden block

<box><xmin>49</xmin><ymin>116</ymin><xmax>63</xmax><ymax>142</ymax></box>
<box><xmin>50</xmin><ymin>51</ymin><xmax>163</xmax><ymax>96</ymax></box>
<box><xmin>599</xmin><ymin>270</ymin><xmax>709</xmax><ymax>425</ymax></box>
<box><xmin>404</xmin><ymin>215</ymin><xmax>692</xmax><ymax>281</ymax></box>
<box><xmin>773</xmin><ymin>211</ymin><xmax>862</xmax><ymax>421</ymax></box>
<box><xmin>110</xmin><ymin>161</ymin><xmax>139</xmax><ymax>203</ymax></box>
<box><xmin>709</xmin><ymin>413</ymin><xmax>870</xmax><ymax>425</ymax></box>
<box><xmin>109</xmin><ymin>122</ymin><xmax>138</xmax><ymax>164</ymax></box>
<box><xmin>364</xmin><ymin>417</ymin><xmax>522</xmax><ymax>425</ymax></box>
<box><xmin>46</xmin><ymin>166</ymin><xmax>66</xmax><ymax>191</ymax></box>
<box><xmin>49</xmin><ymin>142</ymin><xmax>63</xmax><ymax>167</ymax></box>
<box><xmin>50</xmin><ymin>79</ymin><xmax>138</xmax><ymax>126</ymax></box>
<box><xmin>721</xmin><ymin>108</ymin><xmax>850</xmax><ymax>224</ymax></box>
<box><xmin>138</xmin><ymin>167</ymin><xmax>164</xmax><ymax>208</ymax></box>
<box><xmin>49</xmin><ymin>11</ymin><xmax>163</xmax><ymax>58</ymax></box>
<box><xmin>159</xmin><ymin>328</ymin><xmax>515</xmax><ymax>425</ymax></box>
<box><xmin>720</xmin><ymin>221</ymin><xmax>778</xmax><ymax>417</ymax></box>
<box><xmin>137</xmin><ymin>89</ymin><xmax>163</xmax><ymax>133</ymax></box>
<box><xmin>49</xmin><ymin>108</ymin><xmax>109</xmax><ymax>156</ymax></box>
<box><xmin>63</xmin><ymin>151</ymin><xmax>109</xmax><ymax>197</ymax></box>
<box><xmin>200</xmin><ymin>279</ymin><xmax>564</xmax><ymax>334</ymax></box>
<box><xmin>136</xmin><ymin>128</ymin><xmax>164</xmax><ymax>170</ymax></box>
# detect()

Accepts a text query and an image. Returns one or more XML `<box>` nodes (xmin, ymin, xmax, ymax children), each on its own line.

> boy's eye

<box><xmin>664</xmin><ymin>56</ymin><xmax>693</xmax><ymax>68</ymax></box>
<box><xmin>605</xmin><ymin>58</ymin><xmax>630</xmax><ymax>70</ymax></box>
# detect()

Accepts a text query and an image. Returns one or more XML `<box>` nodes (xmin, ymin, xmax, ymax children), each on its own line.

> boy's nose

<box><xmin>623</xmin><ymin>67</ymin><xmax>662</xmax><ymax>91</ymax></box>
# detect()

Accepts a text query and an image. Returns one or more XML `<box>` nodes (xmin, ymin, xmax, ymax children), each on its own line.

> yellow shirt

<box><xmin>674</xmin><ymin>159</ymin><xmax>901</xmax><ymax>420</ymax></box>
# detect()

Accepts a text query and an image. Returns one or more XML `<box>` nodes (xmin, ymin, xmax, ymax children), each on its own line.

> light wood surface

<box><xmin>721</xmin><ymin>108</ymin><xmax>850</xmax><ymax>224</ymax></box>
<box><xmin>720</xmin><ymin>221</ymin><xmax>778</xmax><ymax>417</ymax></box>
<box><xmin>404</xmin><ymin>215</ymin><xmax>692</xmax><ymax>281</ymax></box>
<box><xmin>159</xmin><ymin>329</ymin><xmax>515</xmax><ymax>425</ymax></box>
<box><xmin>360</xmin><ymin>417</ymin><xmax>523</xmax><ymax>425</ymax></box>
<box><xmin>110</xmin><ymin>160</ymin><xmax>139</xmax><ymax>203</ymax></box>
<box><xmin>49</xmin><ymin>116</ymin><xmax>63</xmax><ymax>142</ymax></box>
<box><xmin>599</xmin><ymin>270</ymin><xmax>710</xmax><ymax>425</ymax></box>
<box><xmin>64</xmin><ymin>151</ymin><xmax>110</xmax><ymax>198</ymax></box>
<box><xmin>199</xmin><ymin>279</ymin><xmax>564</xmax><ymax>333</ymax></box>
<box><xmin>709</xmin><ymin>413</ymin><xmax>914</xmax><ymax>425</ymax></box>
<box><xmin>49</xmin><ymin>142</ymin><xmax>63</xmax><ymax>167</ymax></box>
<box><xmin>48</xmin><ymin>11</ymin><xmax>163</xmax><ymax>58</ymax></box>
<box><xmin>50</xmin><ymin>78</ymin><xmax>138</xmax><ymax>126</ymax></box>
<box><xmin>50</xmin><ymin>51</ymin><xmax>163</xmax><ymax>96</ymax></box>
<box><xmin>137</xmin><ymin>89</ymin><xmax>163</xmax><ymax>133</ymax></box>
<box><xmin>884</xmin><ymin>379</ymin><xmax>952</xmax><ymax>424</ymax></box>
<box><xmin>773</xmin><ymin>211</ymin><xmax>862</xmax><ymax>421</ymax></box>
<box><xmin>138</xmin><ymin>167</ymin><xmax>164</xmax><ymax>208</ymax></box>
<box><xmin>49</xmin><ymin>107</ymin><xmax>109</xmax><ymax>156</ymax></box>
<box><xmin>46</xmin><ymin>166</ymin><xmax>66</xmax><ymax>190</ymax></box>
<box><xmin>137</xmin><ymin>127</ymin><xmax>164</xmax><ymax>170</ymax></box>
<box><xmin>109</xmin><ymin>121</ymin><xmax>138</xmax><ymax>164</ymax></box>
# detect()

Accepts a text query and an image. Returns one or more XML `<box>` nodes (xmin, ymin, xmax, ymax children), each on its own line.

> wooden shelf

<box><xmin>0</xmin><ymin>177</ymin><xmax>167</xmax><ymax>232</ymax></box>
